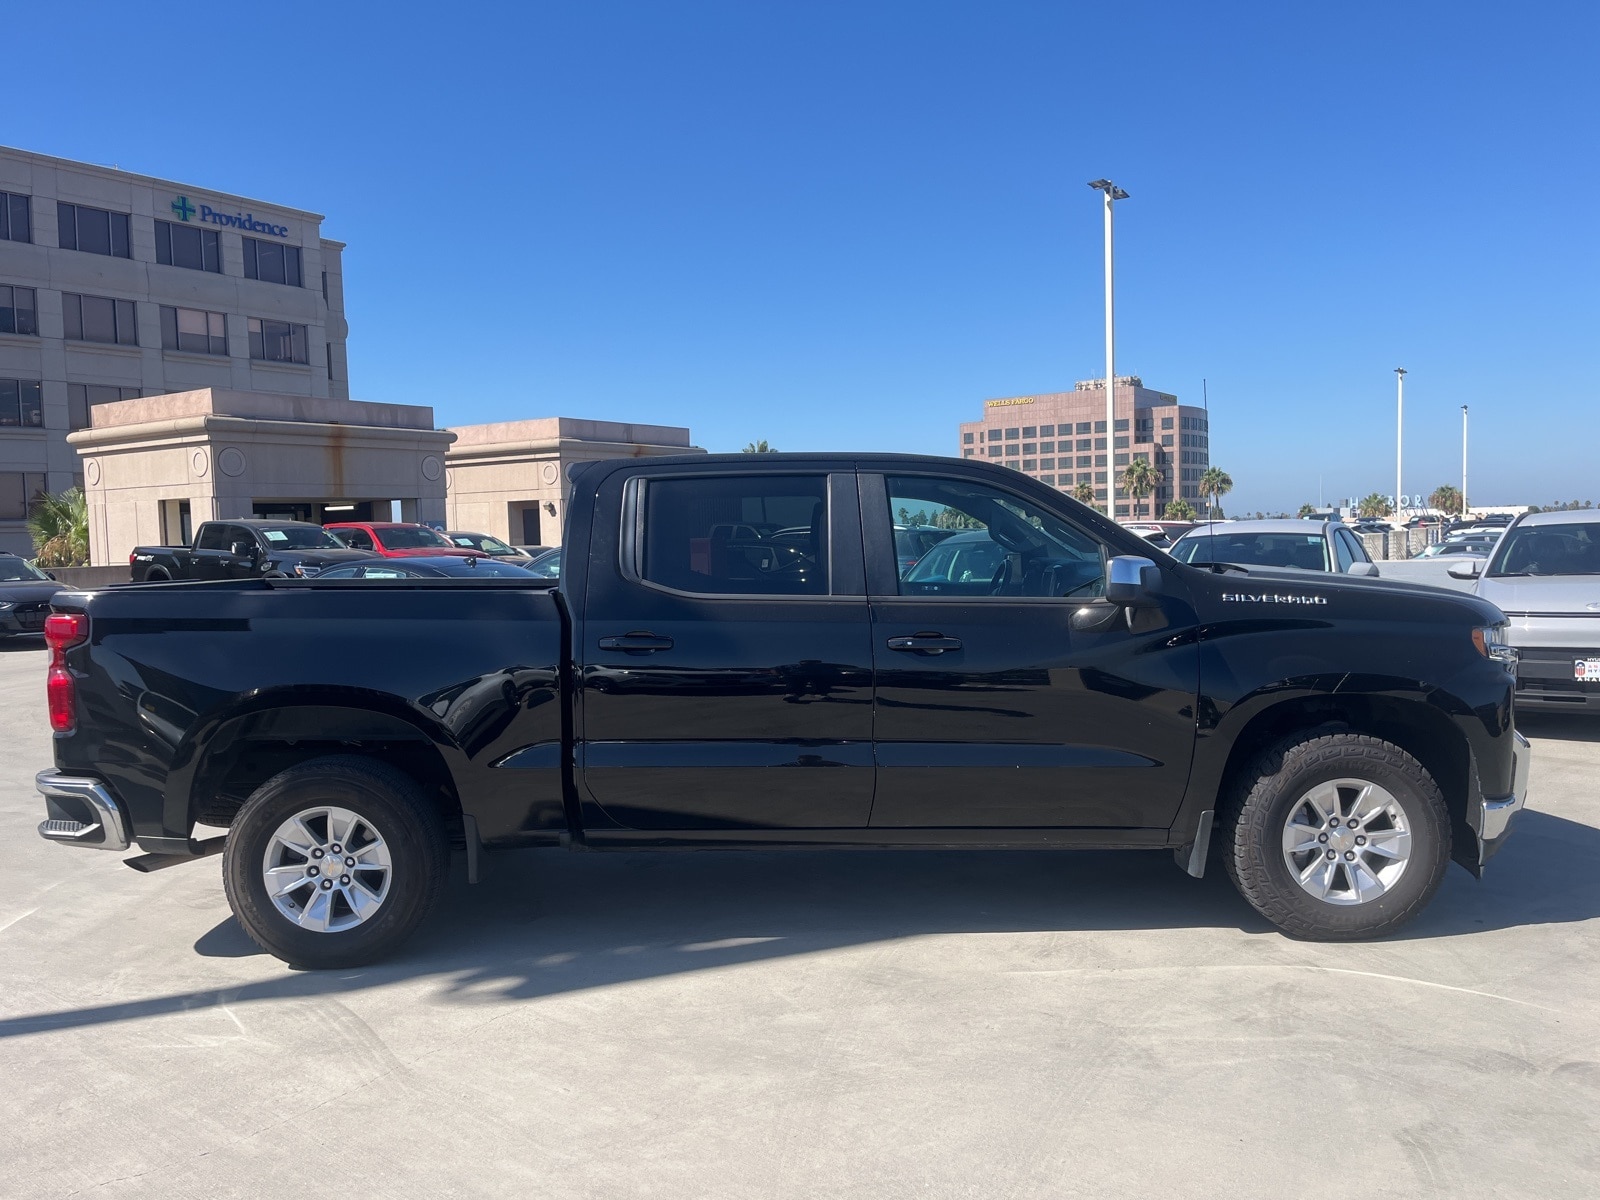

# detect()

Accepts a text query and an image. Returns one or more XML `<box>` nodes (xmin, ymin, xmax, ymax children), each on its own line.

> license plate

<box><xmin>1576</xmin><ymin>659</ymin><xmax>1600</xmax><ymax>682</ymax></box>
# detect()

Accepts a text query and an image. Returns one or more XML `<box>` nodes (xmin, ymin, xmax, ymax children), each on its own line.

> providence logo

<box><xmin>169</xmin><ymin>194</ymin><xmax>288</xmax><ymax>238</ymax></box>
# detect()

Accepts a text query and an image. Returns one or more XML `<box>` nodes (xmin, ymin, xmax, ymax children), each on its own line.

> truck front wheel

<box><xmin>1223</xmin><ymin>732</ymin><xmax>1451</xmax><ymax>940</ymax></box>
<box><xmin>222</xmin><ymin>756</ymin><xmax>447</xmax><ymax>968</ymax></box>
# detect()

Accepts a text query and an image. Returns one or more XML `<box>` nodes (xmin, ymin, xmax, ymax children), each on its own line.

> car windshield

<box><xmin>1172</xmin><ymin>532</ymin><xmax>1331</xmax><ymax>571</ymax></box>
<box><xmin>377</xmin><ymin>526</ymin><xmax>453</xmax><ymax>549</ymax></box>
<box><xmin>258</xmin><ymin>526</ymin><xmax>343</xmax><ymax>549</ymax></box>
<box><xmin>0</xmin><ymin>557</ymin><xmax>49</xmax><ymax>581</ymax></box>
<box><xmin>1488</xmin><ymin>522</ymin><xmax>1600</xmax><ymax>577</ymax></box>
<box><xmin>526</xmin><ymin>549</ymin><xmax>562</xmax><ymax>578</ymax></box>
<box><xmin>904</xmin><ymin>534</ymin><xmax>1006</xmax><ymax>585</ymax></box>
<box><xmin>447</xmin><ymin>534</ymin><xmax>518</xmax><ymax>556</ymax></box>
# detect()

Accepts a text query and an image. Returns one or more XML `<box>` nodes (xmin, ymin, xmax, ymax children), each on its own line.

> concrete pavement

<box><xmin>2</xmin><ymin>640</ymin><xmax>1597</xmax><ymax>1198</ymax></box>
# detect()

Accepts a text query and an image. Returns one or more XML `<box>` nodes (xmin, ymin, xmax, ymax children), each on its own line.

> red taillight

<box><xmin>44</xmin><ymin>613</ymin><xmax>88</xmax><ymax>734</ymax></box>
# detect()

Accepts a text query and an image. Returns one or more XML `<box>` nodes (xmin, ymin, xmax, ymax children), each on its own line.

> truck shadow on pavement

<box><xmin>2</xmin><ymin>805</ymin><xmax>1594</xmax><ymax>1040</ymax></box>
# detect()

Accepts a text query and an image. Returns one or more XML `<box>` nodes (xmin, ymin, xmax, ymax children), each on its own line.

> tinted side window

<box><xmin>196</xmin><ymin>524</ymin><xmax>230</xmax><ymax>550</ymax></box>
<box><xmin>1344</xmin><ymin>530</ymin><xmax>1370</xmax><ymax>563</ymax></box>
<box><xmin>640</xmin><ymin>475</ymin><xmax>829</xmax><ymax>595</ymax></box>
<box><xmin>887</xmin><ymin>475</ymin><xmax>1106</xmax><ymax>598</ymax></box>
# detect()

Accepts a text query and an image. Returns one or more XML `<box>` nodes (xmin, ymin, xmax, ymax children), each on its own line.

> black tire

<box><xmin>145</xmin><ymin>569</ymin><xmax>171</xmax><ymax>582</ymax></box>
<box><xmin>222</xmin><ymin>755</ymin><xmax>447</xmax><ymax>968</ymax></box>
<box><xmin>1221</xmin><ymin>731</ymin><xmax>1451</xmax><ymax>941</ymax></box>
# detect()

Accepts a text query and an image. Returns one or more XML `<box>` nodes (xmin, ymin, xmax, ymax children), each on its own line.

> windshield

<box><xmin>0</xmin><ymin>557</ymin><xmax>49</xmax><ymax>581</ymax></box>
<box><xmin>904</xmin><ymin>534</ymin><xmax>1005</xmax><ymax>585</ymax></box>
<box><xmin>448</xmin><ymin>533</ymin><xmax>518</xmax><ymax>556</ymax></box>
<box><xmin>526</xmin><ymin>549</ymin><xmax>562</xmax><ymax>578</ymax></box>
<box><xmin>1173</xmin><ymin>531</ymin><xmax>1331</xmax><ymax>571</ymax></box>
<box><xmin>377</xmin><ymin>526</ymin><xmax>453</xmax><ymax>549</ymax></box>
<box><xmin>1488</xmin><ymin>522</ymin><xmax>1600</xmax><ymax>577</ymax></box>
<box><xmin>258</xmin><ymin>526</ymin><xmax>343</xmax><ymax>550</ymax></box>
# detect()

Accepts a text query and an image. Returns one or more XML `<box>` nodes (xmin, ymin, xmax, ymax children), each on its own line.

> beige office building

<box><xmin>0</xmin><ymin>145</ymin><xmax>347</xmax><ymax>556</ymax></box>
<box><xmin>446</xmin><ymin>418</ymin><xmax>699</xmax><ymax>547</ymax></box>
<box><xmin>958</xmin><ymin>377</ymin><xmax>1210</xmax><ymax>519</ymax></box>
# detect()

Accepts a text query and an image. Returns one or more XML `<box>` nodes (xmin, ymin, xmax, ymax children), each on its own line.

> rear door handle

<box><xmin>598</xmin><ymin>632</ymin><xmax>675</xmax><ymax>653</ymax></box>
<box><xmin>886</xmin><ymin>633</ymin><xmax>963</xmax><ymax>654</ymax></box>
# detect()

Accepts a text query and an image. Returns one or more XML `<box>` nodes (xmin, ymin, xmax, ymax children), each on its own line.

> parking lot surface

<box><xmin>3</xmin><ymin>639</ymin><xmax>1598</xmax><ymax>1198</ymax></box>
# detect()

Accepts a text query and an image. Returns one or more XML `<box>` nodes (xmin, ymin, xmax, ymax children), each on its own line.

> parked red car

<box><xmin>323</xmin><ymin>522</ymin><xmax>485</xmax><ymax>559</ymax></box>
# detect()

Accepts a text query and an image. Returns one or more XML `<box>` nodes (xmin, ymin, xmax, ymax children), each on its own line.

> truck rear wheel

<box><xmin>1222</xmin><ymin>732</ymin><xmax>1451</xmax><ymax>940</ymax></box>
<box><xmin>222</xmin><ymin>755</ymin><xmax>447</xmax><ymax>968</ymax></box>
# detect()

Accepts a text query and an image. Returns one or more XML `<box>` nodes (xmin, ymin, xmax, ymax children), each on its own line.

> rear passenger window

<box><xmin>640</xmin><ymin>475</ymin><xmax>829</xmax><ymax>595</ymax></box>
<box><xmin>196</xmin><ymin>524</ymin><xmax>230</xmax><ymax>550</ymax></box>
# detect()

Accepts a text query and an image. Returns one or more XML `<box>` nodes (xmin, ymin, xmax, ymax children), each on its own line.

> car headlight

<box><xmin>1472</xmin><ymin>623</ymin><xmax>1519</xmax><ymax>671</ymax></box>
<box><xmin>292</xmin><ymin>563</ymin><xmax>318</xmax><ymax>577</ymax></box>
<box><xmin>0</xmin><ymin>600</ymin><xmax>13</xmax><ymax>612</ymax></box>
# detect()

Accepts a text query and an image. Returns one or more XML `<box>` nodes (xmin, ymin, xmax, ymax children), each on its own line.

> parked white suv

<box><xmin>1451</xmin><ymin>510</ymin><xmax>1600</xmax><ymax>712</ymax></box>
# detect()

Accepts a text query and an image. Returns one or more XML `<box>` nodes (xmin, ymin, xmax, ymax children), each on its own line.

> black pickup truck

<box><xmin>129</xmin><ymin>519</ymin><xmax>375</xmax><ymax>582</ymax></box>
<box><xmin>38</xmin><ymin>454</ymin><xmax>1530</xmax><ymax>967</ymax></box>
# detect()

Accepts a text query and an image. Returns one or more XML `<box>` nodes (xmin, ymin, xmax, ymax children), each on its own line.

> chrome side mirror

<box><xmin>1346</xmin><ymin>561</ymin><xmax>1379</xmax><ymax>577</ymax></box>
<box><xmin>1105</xmin><ymin>555</ymin><xmax>1162</xmax><ymax>607</ymax></box>
<box><xmin>1447</xmin><ymin>559</ymin><xmax>1483</xmax><ymax>579</ymax></box>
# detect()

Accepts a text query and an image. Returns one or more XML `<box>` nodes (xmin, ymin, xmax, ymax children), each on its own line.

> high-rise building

<box><xmin>0</xmin><ymin>145</ymin><xmax>347</xmax><ymax>555</ymax></box>
<box><xmin>958</xmin><ymin>377</ymin><xmax>1210</xmax><ymax>519</ymax></box>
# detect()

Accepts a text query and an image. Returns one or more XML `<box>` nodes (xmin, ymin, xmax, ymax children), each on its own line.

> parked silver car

<box><xmin>1451</xmin><ymin>510</ymin><xmax>1600</xmax><ymax>712</ymax></box>
<box><xmin>1169</xmin><ymin>519</ymin><xmax>1378</xmax><ymax>576</ymax></box>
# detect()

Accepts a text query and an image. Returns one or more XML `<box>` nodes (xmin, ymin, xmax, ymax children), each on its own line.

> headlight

<box><xmin>0</xmin><ymin>600</ymin><xmax>13</xmax><ymax>612</ymax></box>
<box><xmin>292</xmin><ymin>563</ymin><xmax>318</xmax><ymax>577</ymax></box>
<box><xmin>1472</xmin><ymin>623</ymin><xmax>1519</xmax><ymax>671</ymax></box>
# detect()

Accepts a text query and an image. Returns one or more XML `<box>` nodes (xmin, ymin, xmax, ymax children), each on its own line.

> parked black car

<box><xmin>130</xmin><ymin>520</ymin><xmax>376</xmax><ymax>581</ymax></box>
<box><xmin>312</xmin><ymin>556</ymin><xmax>538</xmax><ymax>579</ymax></box>
<box><xmin>0</xmin><ymin>554</ymin><xmax>63</xmax><ymax>638</ymax></box>
<box><xmin>38</xmin><ymin>454</ymin><xmax>1530</xmax><ymax>968</ymax></box>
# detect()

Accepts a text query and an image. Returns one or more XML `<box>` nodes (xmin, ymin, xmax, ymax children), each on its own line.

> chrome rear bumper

<box><xmin>36</xmin><ymin>772</ymin><xmax>130</xmax><ymax>852</ymax></box>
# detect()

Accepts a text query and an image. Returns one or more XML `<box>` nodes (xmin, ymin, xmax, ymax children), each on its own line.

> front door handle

<box><xmin>886</xmin><ymin>633</ymin><xmax>963</xmax><ymax>654</ymax></box>
<box><xmin>598</xmin><ymin>632</ymin><xmax>675</xmax><ymax>653</ymax></box>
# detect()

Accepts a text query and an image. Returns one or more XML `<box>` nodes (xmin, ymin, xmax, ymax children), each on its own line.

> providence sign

<box><xmin>170</xmin><ymin>196</ymin><xmax>290</xmax><ymax>239</ymax></box>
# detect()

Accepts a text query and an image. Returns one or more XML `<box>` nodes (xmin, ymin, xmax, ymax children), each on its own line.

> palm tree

<box><xmin>1357</xmin><ymin>492</ymin><xmax>1393</xmax><ymax>518</ymax></box>
<box><xmin>741</xmin><ymin>440</ymin><xmax>775</xmax><ymax>454</ymax></box>
<box><xmin>1428</xmin><ymin>484</ymin><xmax>1462</xmax><ymax>516</ymax></box>
<box><xmin>1198</xmin><ymin>467</ymin><xmax>1233</xmax><ymax>522</ymax></box>
<box><xmin>1119</xmin><ymin>457</ymin><xmax>1160</xmax><ymax>521</ymax></box>
<box><xmin>1070</xmin><ymin>480</ymin><xmax>1097</xmax><ymax>509</ymax></box>
<box><xmin>1297</xmin><ymin>503</ymin><xmax>1317</xmax><ymax>519</ymax></box>
<box><xmin>1163</xmin><ymin>498</ymin><xmax>1196</xmax><ymax>520</ymax></box>
<box><xmin>27</xmin><ymin>487</ymin><xmax>89</xmax><ymax>567</ymax></box>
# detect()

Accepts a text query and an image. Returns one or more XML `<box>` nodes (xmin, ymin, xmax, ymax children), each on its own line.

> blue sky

<box><xmin>9</xmin><ymin>1</ymin><xmax>1597</xmax><ymax>512</ymax></box>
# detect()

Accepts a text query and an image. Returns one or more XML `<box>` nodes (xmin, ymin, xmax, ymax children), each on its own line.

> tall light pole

<box><xmin>1461</xmin><ymin>404</ymin><xmax>1469</xmax><ymax>518</ymax></box>
<box><xmin>1394</xmin><ymin>367</ymin><xmax>1407</xmax><ymax>519</ymax></box>
<box><xmin>1089</xmin><ymin>179</ymin><xmax>1128</xmax><ymax>515</ymax></box>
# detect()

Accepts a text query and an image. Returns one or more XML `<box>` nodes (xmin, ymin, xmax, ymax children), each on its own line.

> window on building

<box><xmin>1162</xmin><ymin>434</ymin><xmax>1173</xmax><ymax>446</ymax></box>
<box><xmin>987</xmin><ymin>445</ymin><xmax>1002</xmax><ymax>457</ymax></box>
<box><xmin>1076</xmin><ymin>455</ymin><xmax>1091</xmax><ymax>468</ymax></box>
<box><xmin>1113</xmin><ymin>436</ymin><xmax>1128</xmax><ymax>448</ymax></box>
<box><xmin>1114</xmin><ymin>419</ymin><xmax>1128</xmax><ymax>431</ymax></box>
<box><xmin>1162</xmin><ymin>417</ymin><xmax>1174</xmax><ymax>429</ymax></box>
<box><xmin>1039</xmin><ymin>425</ymin><xmax>1054</xmax><ymax>436</ymax></box>
<box><xmin>1039</xmin><ymin>458</ymin><xmax>1055</xmax><ymax>470</ymax></box>
<box><xmin>63</xmin><ymin>294</ymin><xmax>138</xmax><ymax>346</ymax></box>
<box><xmin>321</xmin><ymin>270</ymin><xmax>328</xmax><ymax>302</ymax></box>
<box><xmin>1022</xmin><ymin>459</ymin><xmax>1037</xmax><ymax>471</ymax></box>
<box><xmin>57</xmin><ymin>202</ymin><xmax>130</xmax><ymax>258</ymax></box>
<box><xmin>248</xmin><ymin>317</ymin><xmax>308</xmax><ymax>364</ymax></box>
<box><xmin>155</xmin><ymin>219</ymin><xmax>222</xmax><ymax>273</ymax></box>
<box><xmin>0</xmin><ymin>191</ymin><xmax>30</xmax><ymax>243</ymax></box>
<box><xmin>1094</xmin><ymin>421</ymin><xmax>1106</xmax><ymax>433</ymax></box>
<box><xmin>1022</xmin><ymin>443</ymin><xmax>1036</xmax><ymax>454</ymax></box>
<box><xmin>1095</xmin><ymin>454</ymin><xmax>1107</xmax><ymax>467</ymax></box>
<box><xmin>67</xmin><ymin>383</ymin><xmax>140</xmax><ymax>431</ymax></box>
<box><xmin>962</xmin><ymin>449</ymin><xmax>975</xmax><ymax>458</ymax></box>
<box><xmin>640</xmin><ymin>474</ymin><xmax>829</xmax><ymax>596</ymax></box>
<box><xmin>0</xmin><ymin>286</ymin><xmax>37</xmax><ymax>336</ymax></box>
<box><xmin>1076</xmin><ymin>422</ymin><xmax>1091</xmax><ymax>434</ymax></box>
<box><xmin>160</xmin><ymin>306</ymin><xmax>228</xmax><ymax>355</ymax></box>
<box><xmin>1005</xmin><ymin>428</ymin><xmax>1019</xmax><ymax>439</ymax></box>
<box><xmin>1039</xmin><ymin>441</ymin><xmax>1054</xmax><ymax>453</ymax></box>
<box><xmin>1095</xmin><ymin>438</ymin><xmax>1107</xmax><ymax>450</ymax></box>
<box><xmin>243</xmin><ymin>237</ymin><xmax>303</xmax><ymax>286</ymax></box>
<box><xmin>1022</xmin><ymin>426</ymin><xmax>1036</xmax><ymax>438</ymax></box>
<box><xmin>1004</xmin><ymin>444</ymin><xmax>1019</xmax><ymax>457</ymax></box>
<box><xmin>0</xmin><ymin>471</ymin><xmax>46</xmax><ymax>520</ymax></box>
<box><xmin>962</xmin><ymin>432</ymin><xmax>975</xmax><ymax>444</ymax></box>
<box><xmin>0</xmin><ymin>379</ymin><xmax>44</xmax><ymax>428</ymax></box>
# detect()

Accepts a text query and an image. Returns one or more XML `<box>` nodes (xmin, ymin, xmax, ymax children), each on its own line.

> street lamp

<box><xmin>1394</xmin><ymin>367</ymin><xmax>1406</xmax><ymax>520</ymax></box>
<box><xmin>1089</xmin><ymin>179</ymin><xmax>1129</xmax><ymax>515</ymax></box>
<box><xmin>1461</xmin><ymin>404</ymin><xmax>1469</xmax><ymax>518</ymax></box>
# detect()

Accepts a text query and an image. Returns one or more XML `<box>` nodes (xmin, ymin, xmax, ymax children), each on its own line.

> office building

<box><xmin>958</xmin><ymin>377</ymin><xmax>1210</xmax><ymax>518</ymax></box>
<box><xmin>0</xmin><ymin>145</ymin><xmax>347</xmax><ymax>555</ymax></box>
